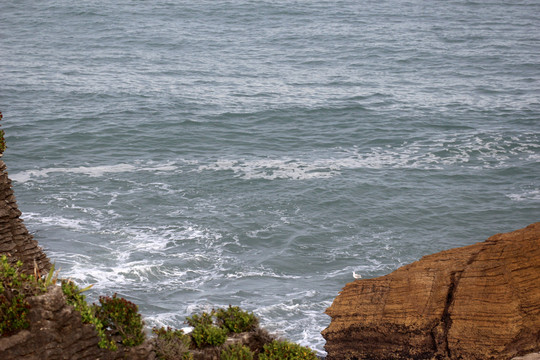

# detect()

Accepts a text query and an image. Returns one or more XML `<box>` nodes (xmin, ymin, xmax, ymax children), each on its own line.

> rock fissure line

<box><xmin>440</xmin><ymin>270</ymin><xmax>458</xmax><ymax>358</ymax></box>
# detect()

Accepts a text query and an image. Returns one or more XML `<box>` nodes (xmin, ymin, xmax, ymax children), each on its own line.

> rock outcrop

<box><xmin>0</xmin><ymin>286</ymin><xmax>154</xmax><ymax>360</ymax></box>
<box><xmin>323</xmin><ymin>222</ymin><xmax>540</xmax><ymax>360</ymax></box>
<box><xmin>0</xmin><ymin>159</ymin><xmax>50</xmax><ymax>274</ymax></box>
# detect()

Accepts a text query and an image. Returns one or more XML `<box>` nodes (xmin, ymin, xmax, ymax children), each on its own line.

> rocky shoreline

<box><xmin>1</xmin><ymin>151</ymin><xmax>539</xmax><ymax>359</ymax></box>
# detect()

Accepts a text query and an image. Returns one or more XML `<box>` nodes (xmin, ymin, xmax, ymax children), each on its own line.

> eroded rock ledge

<box><xmin>323</xmin><ymin>222</ymin><xmax>540</xmax><ymax>360</ymax></box>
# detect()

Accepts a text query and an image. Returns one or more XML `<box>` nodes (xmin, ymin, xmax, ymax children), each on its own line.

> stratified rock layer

<box><xmin>0</xmin><ymin>160</ymin><xmax>50</xmax><ymax>274</ymax></box>
<box><xmin>323</xmin><ymin>223</ymin><xmax>540</xmax><ymax>360</ymax></box>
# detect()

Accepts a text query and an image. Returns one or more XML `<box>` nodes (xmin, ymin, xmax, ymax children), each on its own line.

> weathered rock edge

<box><xmin>0</xmin><ymin>160</ymin><xmax>50</xmax><ymax>274</ymax></box>
<box><xmin>323</xmin><ymin>222</ymin><xmax>540</xmax><ymax>360</ymax></box>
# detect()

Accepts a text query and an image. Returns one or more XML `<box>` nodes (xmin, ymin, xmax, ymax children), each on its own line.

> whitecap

<box><xmin>23</xmin><ymin>212</ymin><xmax>101</xmax><ymax>231</ymax></box>
<box><xmin>10</xmin><ymin>162</ymin><xmax>180</xmax><ymax>183</ymax></box>
<box><xmin>10</xmin><ymin>164</ymin><xmax>137</xmax><ymax>183</ymax></box>
<box><xmin>507</xmin><ymin>189</ymin><xmax>540</xmax><ymax>202</ymax></box>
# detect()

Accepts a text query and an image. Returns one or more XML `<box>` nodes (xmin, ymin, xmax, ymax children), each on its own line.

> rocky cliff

<box><xmin>323</xmin><ymin>222</ymin><xmax>540</xmax><ymax>360</ymax></box>
<box><xmin>0</xmin><ymin>159</ymin><xmax>50</xmax><ymax>274</ymax></box>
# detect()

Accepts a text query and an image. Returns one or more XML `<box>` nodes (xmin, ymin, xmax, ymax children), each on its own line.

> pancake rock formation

<box><xmin>0</xmin><ymin>160</ymin><xmax>50</xmax><ymax>274</ymax></box>
<box><xmin>323</xmin><ymin>223</ymin><xmax>540</xmax><ymax>360</ymax></box>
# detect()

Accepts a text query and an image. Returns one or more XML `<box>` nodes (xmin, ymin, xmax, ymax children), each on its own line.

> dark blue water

<box><xmin>1</xmin><ymin>0</ymin><xmax>539</xmax><ymax>354</ymax></box>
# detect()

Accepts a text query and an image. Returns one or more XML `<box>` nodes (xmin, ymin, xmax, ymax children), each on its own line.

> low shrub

<box><xmin>185</xmin><ymin>310</ymin><xmax>215</xmax><ymax>328</ymax></box>
<box><xmin>153</xmin><ymin>326</ymin><xmax>193</xmax><ymax>360</ymax></box>
<box><xmin>215</xmin><ymin>305</ymin><xmax>258</xmax><ymax>333</ymax></box>
<box><xmin>221</xmin><ymin>343</ymin><xmax>254</xmax><ymax>360</ymax></box>
<box><xmin>94</xmin><ymin>293</ymin><xmax>145</xmax><ymax>347</ymax></box>
<box><xmin>191</xmin><ymin>323</ymin><xmax>228</xmax><ymax>348</ymax></box>
<box><xmin>258</xmin><ymin>340</ymin><xmax>318</xmax><ymax>360</ymax></box>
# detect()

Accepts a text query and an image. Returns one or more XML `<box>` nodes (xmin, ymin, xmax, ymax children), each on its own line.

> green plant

<box><xmin>221</xmin><ymin>343</ymin><xmax>254</xmax><ymax>360</ymax></box>
<box><xmin>0</xmin><ymin>255</ymin><xmax>44</xmax><ymax>336</ymax></box>
<box><xmin>258</xmin><ymin>340</ymin><xmax>318</xmax><ymax>360</ymax></box>
<box><xmin>191</xmin><ymin>323</ymin><xmax>228</xmax><ymax>348</ymax></box>
<box><xmin>185</xmin><ymin>310</ymin><xmax>215</xmax><ymax>328</ymax></box>
<box><xmin>61</xmin><ymin>280</ymin><xmax>116</xmax><ymax>350</ymax></box>
<box><xmin>215</xmin><ymin>305</ymin><xmax>258</xmax><ymax>333</ymax></box>
<box><xmin>94</xmin><ymin>293</ymin><xmax>145</xmax><ymax>347</ymax></box>
<box><xmin>152</xmin><ymin>326</ymin><xmax>193</xmax><ymax>360</ymax></box>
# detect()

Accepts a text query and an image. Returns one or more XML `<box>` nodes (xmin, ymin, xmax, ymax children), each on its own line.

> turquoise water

<box><xmin>1</xmin><ymin>0</ymin><xmax>539</xmax><ymax>354</ymax></box>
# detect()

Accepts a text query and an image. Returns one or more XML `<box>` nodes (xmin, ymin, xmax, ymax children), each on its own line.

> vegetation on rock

<box><xmin>221</xmin><ymin>343</ymin><xmax>254</xmax><ymax>360</ymax></box>
<box><xmin>0</xmin><ymin>255</ymin><xmax>145</xmax><ymax>350</ymax></box>
<box><xmin>153</xmin><ymin>326</ymin><xmax>193</xmax><ymax>360</ymax></box>
<box><xmin>94</xmin><ymin>293</ymin><xmax>146</xmax><ymax>347</ymax></box>
<box><xmin>0</xmin><ymin>255</ymin><xmax>57</xmax><ymax>336</ymax></box>
<box><xmin>0</xmin><ymin>257</ymin><xmax>316</xmax><ymax>358</ymax></box>
<box><xmin>259</xmin><ymin>340</ymin><xmax>319</xmax><ymax>360</ymax></box>
<box><xmin>61</xmin><ymin>279</ymin><xmax>116</xmax><ymax>350</ymax></box>
<box><xmin>216</xmin><ymin>305</ymin><xmax>259</xmax><ymax>333</ymax></box>
<box><xmin>0</xmin><ymin>256</ymin><xmax>36</xmax><ymax>335</ymax></box>
<box><xmin>186</xmin><ymin>306</ymin><xmax>260</xmax><ymax>349</ymax></box>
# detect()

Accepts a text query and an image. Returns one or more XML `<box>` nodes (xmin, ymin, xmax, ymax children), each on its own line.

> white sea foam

<box><xmin>225</xmin><ymin>268</ymin><xmax>301</xmax><ymax>280</ymax></box>
<box><xmin>10</xmin><ymin>162</ymin><xmax>180</xmax><ymax>183</ymax></box>
<box><xmin>10</xmin><ymin>164</ymin><xmax>137</xmax><ymax>183</ymax></box>
<box><xmin>257</xmin><ymin>299</ymin><xmax>331</xmax><ymax>357</ymax></box>
<box><xmin>197</xmin><ymin>158</ymin><xmax>338</xmax><ymax>180</ymax></box>
<box><xmin>507</xmin><ymin>189</ymin><xmax>540</xmax><ymax>201</ymax></box>
<box><xmin>23</xmin><ymin>212</ymin><xmax>101</xmax><ymax>231</ymax></box>
<box><xmin>195</xmin><ymin>133</ymin><xmax>536</xmax><ymax>180</ymax></box>
<box><xmin>11</xmin><ymin>132</ymin><xmax>535</xmax><ymax>185</ymax></box>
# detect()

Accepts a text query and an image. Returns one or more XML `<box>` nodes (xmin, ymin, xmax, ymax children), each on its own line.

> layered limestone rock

<box><xmin>323</xmin><ymin>222</ymin><xmax>540</xmax><ymax>360</ymax></box>
<box><xmin>0</xmin><ymin>160</ymin><xmax>50</xmax><ymax>274</ymax></box>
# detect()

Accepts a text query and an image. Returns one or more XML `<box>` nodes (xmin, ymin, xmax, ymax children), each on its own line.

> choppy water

<box><xmin>1</xmin><ymin>0</ymin><xmax>539</xmax><ymax>354</ymax></box>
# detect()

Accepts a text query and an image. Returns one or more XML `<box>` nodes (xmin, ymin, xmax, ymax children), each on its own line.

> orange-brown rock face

<box><xmin>0</xmin><ymin>160</ymin><xmax>50</xmax><ymax>274</ymax></box>
<box><xmin>323</xmin><ymin>223</ymin><xmax>540</xmax><ymax>360</ymax></box>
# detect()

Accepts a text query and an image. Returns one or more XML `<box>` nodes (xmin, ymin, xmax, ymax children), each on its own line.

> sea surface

<box><xmin>1</xmin><ymin>0</ymin><xmax>539</xmax><ymax>355</ymax></box>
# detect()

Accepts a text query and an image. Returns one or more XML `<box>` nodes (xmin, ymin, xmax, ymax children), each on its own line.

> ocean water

<box><xmin>1</xmin><ymin>0</ymin><xmax>539</xmax><ymax>355</ymax></box>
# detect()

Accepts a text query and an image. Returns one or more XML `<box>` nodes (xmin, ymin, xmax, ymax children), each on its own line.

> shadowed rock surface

<box><xmin>0</xmin><ymin>160</ymin><xmax>50</xmax><ymax>274</ymax></box>
<box><xmin>323</xmin><ymin>222</ymin><xmax>540</xmax><ymax>360</ymax></box>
